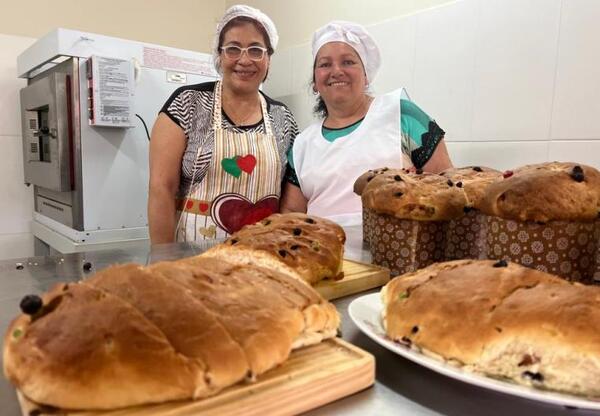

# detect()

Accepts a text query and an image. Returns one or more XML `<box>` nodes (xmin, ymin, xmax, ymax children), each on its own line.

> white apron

<box><xmin>175</xmin><ymin>81</ymin><xmax>282</xmax><ymax>241</ymax></box>
<box><xmin>293</xmin><ymin>88</ymin><xmax>411</xmax><ymax>224</ymax></box>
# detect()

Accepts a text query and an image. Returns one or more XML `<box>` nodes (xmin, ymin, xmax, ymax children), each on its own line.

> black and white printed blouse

<box><xmin>160</xmin><ymin>81</ymin><xmax>299</xmax><ymax>197</ymax></box>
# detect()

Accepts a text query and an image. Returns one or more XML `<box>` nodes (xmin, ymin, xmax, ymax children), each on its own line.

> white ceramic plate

<box><xmin>348</xmin><ymin>292</ymin><xmax>600</xmax><ymax>410</ymax></box>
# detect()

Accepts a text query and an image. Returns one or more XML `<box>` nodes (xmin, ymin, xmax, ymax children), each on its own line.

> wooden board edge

<box><xmin>16</xmin><ymin>338</ymin><xmax>375</xmax><ymax>416</ymax></box>
<box><xmin>343</xmin><ymin>258</ymin><xmax>390</xmax><ymax>273</ymax></box>
<box><xmin>316</xmin><ymin>260</ymin><xmax>390</xmax><ymax>301</ymax></box>
<box><xmin>316</xmin><ymin>273</ymin><xmax>389</xmax><ymax>300</ymax></box>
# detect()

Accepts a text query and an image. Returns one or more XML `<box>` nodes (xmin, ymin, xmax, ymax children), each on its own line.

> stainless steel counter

<box><xmin>0</xmin><ymin>227</ymin><xmax>595</xmax><ymax>415</ymax></box>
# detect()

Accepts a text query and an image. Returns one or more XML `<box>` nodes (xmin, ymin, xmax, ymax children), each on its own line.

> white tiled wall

<box><xmin>470</xmin><ymin>0</ymin><xmax>561</xmax><ymax>142</ymax></box>
<box><xmin>369</xmin><ymin>15</ymin><xmax>417</xmax><ymax>96</ymax></box>
<box><xmin>0</xmin><ymin>33</ymin><xmax>36</xmax><ymax>260</ymax></box>
<box><xmin>411</xmin><ymin>0</ymin><xmax>477</xmax><ymax>142</ymax></box>
<box><xmin>550</xmin><ymin>0</ymin><xmax>600</xmax><ymax>140</ymax></box>
<box><xmin>263</xmin><ymin>0</ymin><xmax>600</xmax><ymax>170</ymax></box>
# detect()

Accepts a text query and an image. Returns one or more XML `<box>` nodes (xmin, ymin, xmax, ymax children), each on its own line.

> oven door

<box><xmin>20</xmin><ymin>73</ymin><xmax>71</xmax><ymax>192</ymax></box>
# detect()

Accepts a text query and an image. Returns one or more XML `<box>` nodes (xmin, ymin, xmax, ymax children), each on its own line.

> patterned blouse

<box><xmin>160</xmin><ymin>81</ymin><xmax>299</xmax><ymax>197</ymax></box>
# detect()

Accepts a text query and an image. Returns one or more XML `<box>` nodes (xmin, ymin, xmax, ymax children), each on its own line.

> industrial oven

<box><xmin>17</xmin><ymin>29</ymin><xmax>217</xmax><ymax>253</ymax></box>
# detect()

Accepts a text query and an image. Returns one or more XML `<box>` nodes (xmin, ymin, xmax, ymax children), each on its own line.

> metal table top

<box><xmin>0</xmin><ymin>226</ymin><xmax>594</xmax><ymax>415</ymax></box>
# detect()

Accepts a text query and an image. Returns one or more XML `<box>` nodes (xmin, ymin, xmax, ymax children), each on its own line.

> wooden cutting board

<box><xmin>17</xmin><ymin>338</ymin><xmax>374</xmax><ymax>416</ymax></box>
<box><xmin>315</xmin><ymin>259</ymin><xmax>390</xmax><ymax>300</ymax></box>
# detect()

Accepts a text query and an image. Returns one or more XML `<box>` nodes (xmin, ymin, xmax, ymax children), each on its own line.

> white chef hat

<box><xmin>213</xmin><ymin>4</ymin><xmax>279</xmax><ymax>73</ymax></box>
<box><xmin>312</xmin><ymin>21</ymin><xmax>381</xmax><ymax>83</ymax></box>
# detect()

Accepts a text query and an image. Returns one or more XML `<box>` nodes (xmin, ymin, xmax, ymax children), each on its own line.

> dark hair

<box><xmin>311</xmin><ymin>61</ymin><xmax>328</xmax><ymax>118</ymax></box>
<box><xmin>218</xmin><ymin>16</ymin><xmax>274</xmax><ymax>55</ymax></box>
<box><xmin>313</xmin><ymin>95</ymin><xmax>328</xmax><ymax>118</ymax></box>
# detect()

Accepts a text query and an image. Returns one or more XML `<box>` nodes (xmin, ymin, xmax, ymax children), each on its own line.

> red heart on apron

<box><xmin>211</xmin><ymin>193</ymin><xmax>279</xmax><ymax>234</ymax></box>
<box><xmin>236</xmin><ymin>154</ymin><xmax>257</xmax><ymax>174</ymax></box>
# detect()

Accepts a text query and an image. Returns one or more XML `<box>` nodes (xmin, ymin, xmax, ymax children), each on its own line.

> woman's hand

<box><xmin>148</xmin><ymin>114</ymin><xmax>187</xmax><ymax>244</ymax></box>
<box><xmin>280</xmin><ymin>182</ymin><xmax>308</xmax><ymax>213</ymax></box>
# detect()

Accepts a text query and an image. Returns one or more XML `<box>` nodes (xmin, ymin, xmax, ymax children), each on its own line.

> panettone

<box><xmin>382</xmin><ymin>259</ymin><xmax>600</xmax><ymax>397</ymax></box>
<box><xmin>440</xmin><ymin>166</ymin><xmax>502</xmax><ymax>209</ymax></box>
<box><xmin>353</xmin><ymin>167</ymin><xmax>393</xmax><ymax>196</ymax></box>
<box><xmin>439</xmin><ymin>166</ymin><xmax>502</xmax><ymax>260</ymax></box>
<box><xmin>480</xmin><ymin>162</ymin><xmax>600</xmax><ymax>222</ymax></box>
<box><xmin>361</xmin><ymin>170</ymin><xmax>469</xmax><ymax>221</ymax></box>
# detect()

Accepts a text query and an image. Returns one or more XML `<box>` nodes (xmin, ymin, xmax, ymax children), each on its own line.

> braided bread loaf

<box><xmin>3</xmin><ymin>214</ymin><xmax>342</xmax><ymax>410</ymax></box>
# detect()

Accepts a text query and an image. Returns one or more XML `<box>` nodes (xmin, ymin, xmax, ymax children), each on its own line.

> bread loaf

<box><xmin>439</xmin><ymin>166</ymin><xmax>502</xmax><ymax>209</ymax></box>
<box><xmin>361</xmin><ymin>170</ymin><xmax>468</xmax><ymax>221</ymax></box>
<box><xmin>3</xmin><ymin>214</ymin><xmax>341</xmax><ymax>410</ymax></box>
<box><xmin>382</xmin><ymin>259</ymin><xmax>600</xmax><ymax>397</ymax></box>
<box><xmin>353</xmin><ymin>167</ymin><xmax>392</xmax><ymax>196</ymax></box>
<box><xmin>479</xmin><ymin>162</ymin><xmax>600</xmax><ymax>222</ymax></box>
<box><xmin>204</xmin><ymin>213</ymin><xmax>345</xmax><ymax>284</ymax></box>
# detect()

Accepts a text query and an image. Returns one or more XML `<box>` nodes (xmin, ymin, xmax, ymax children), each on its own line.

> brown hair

<box><xmin>311</xmin><ymin>63</ymin><xmax>328</xmax><ymax>118</ymax></box>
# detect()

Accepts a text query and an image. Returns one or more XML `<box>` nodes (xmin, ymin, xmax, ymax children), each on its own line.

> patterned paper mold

<box><xmin>362</xmin><ymin>207</ymin><xmax>375</xmax><ymax>243</ymax></box>
<box><xmin>483</xmin><ymin>214</ymin><xmax>600</xmax><ymax>284</ymax></box>
<box><xmin>595</xmin><ymin>242</ymin><xmax>600</xmax><ymax>282</ymax></box>
<box><xmin>366</xmin><ymin>208</ymin><xmax>446</xmax><ymax>276</ymax></box>
<box><xmin>444</xmin><ymin>211</ymin><xmax>489</xmax><ymax>260</ymax></box>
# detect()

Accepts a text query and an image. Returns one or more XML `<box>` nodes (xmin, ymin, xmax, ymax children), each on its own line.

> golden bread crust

<box><xmin>361</xmin><ymin>170</ymin><xmax>468</xmax><ymax>221</ymax></box>
<box><xmin>479</xmin><ymin>162</ymin><xmax>600</xmax><ymax>222</ymax></box>
<box><xmin>382</xmin><ymin>259</ymin><xmax>600</xmax><ymax>397</ymax></box>
<box><xmin>439</xmin><ymin>166</ymin><xmax>502</xmax><ymax>209</ymax></box>
<box><xmin>3</xmin><ymin>283</ymin><xmax>199</xmax><ymax>409</ymax></box>
<box><xmin>3</xmin><ymin>215</ymin><xmax>341</xmax><ymax>410</ymax></box>
<box><xmin>212</xmin><ymin>213</ymin><xmax>346</xmax><ymax>284</ymax></box>
<box><xmin>353</xmin><ymin>167</ymin><xmax>391</xmax><ymax>196</ymax></box>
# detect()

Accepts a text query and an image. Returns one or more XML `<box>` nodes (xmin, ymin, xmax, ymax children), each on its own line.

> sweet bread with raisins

<box><xmin>3</xmin><ymin>216</ymin><xmax>341</xmax><ymax>410</ymax></box>
<box><xmin>204</xmin><ymin>213</ymin><xmax>345</xmax><ymax>284</ymax></box>
<box><xmin>361</xmin><ymin>170</ymin><xmax>468</xmax><ymax>221</ymax></box>
<box><xmin>479</xmin><ymin>162</ymin><xmax>600</xmax><ymax>222</ymax></box>
<box><xmin>439</xmin><ymin>166</ymin><xmax>502</xmax><ymax>209</ymax></box>
<box><xmin>382</xmin><ymin>259</ymin><xmax>600</xmax><ymax>397</ymax></box>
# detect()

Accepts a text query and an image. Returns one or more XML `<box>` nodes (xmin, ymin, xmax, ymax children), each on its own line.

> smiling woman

<box><xmin>148</xmin><ymin>5</ymin><xmax>300</xmax><ymax>244</ymax></box>
<box><xmin>312</xmin><ymin>42</ymin><xmax>371</xmax><ymax>122</ymax></box>
<box><xmin>280</xmin><ymin>21</ymin><xmax>453</xmax><ymax>224</ymax></box>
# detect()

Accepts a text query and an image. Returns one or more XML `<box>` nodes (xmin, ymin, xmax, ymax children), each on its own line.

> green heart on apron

<box><xmin>221</xmin><ymin>156</ymin><xmax>242</xmax><ymax>177</ymax></box>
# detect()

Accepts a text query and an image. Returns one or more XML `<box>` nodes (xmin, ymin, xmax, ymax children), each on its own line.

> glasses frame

<box><xmin>220</xmin><ymin>45</ymin><xmax>269</xmax><ymax>61</ymax></box>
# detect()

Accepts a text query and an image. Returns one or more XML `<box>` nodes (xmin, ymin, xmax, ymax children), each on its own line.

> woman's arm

<box><xmin>148</xmin><ymin>113</ymin><xmax>187</xmax><ymax>244</ymax></box>
<box><xmin>278</xmin><ymin>109</ymin><xmax>308</xmax><ymax>213</ymax></box>
<box><xmin>400</xmin><ymin>98</ymin><xmax>453</xmax><ymax>174</ymax></box>
<box><xmin>423</xmin><ymin>139</ymin><xmax>453</xmax><ymax>173</ymax></box>
<box><xmin>280</xmin><ymin>182</ymin><xmax>308</xmax><ymax>213</ymax></box>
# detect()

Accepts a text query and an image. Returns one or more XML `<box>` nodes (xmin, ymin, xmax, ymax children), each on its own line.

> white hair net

<box><xmin>312</xmin><ymin>20</ymin><xmax>381</xmax><ymax>83</ymax></box>
<box><xmin>213</xmin><ymin>4</ymin><xmax>279</xmax><ymax>74</ymax></box>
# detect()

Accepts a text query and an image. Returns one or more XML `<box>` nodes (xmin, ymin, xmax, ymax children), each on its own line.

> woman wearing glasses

<box><xmin>149</xmin><ymin>5</ymin><xmax>298</xmax><ymax>243</ymax></box>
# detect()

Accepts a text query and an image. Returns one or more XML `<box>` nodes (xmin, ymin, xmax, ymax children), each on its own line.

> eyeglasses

<box><xmin>220</xmin><ymin>45</ymin><xmax>268</xmax><ymax>61</ymax></box>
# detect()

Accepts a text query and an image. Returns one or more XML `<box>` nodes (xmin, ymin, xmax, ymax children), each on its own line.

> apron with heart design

<box><xmin>175</xmin><ymin>81</ymin><xmax>282</xmax><ymax>241</ymax></box>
